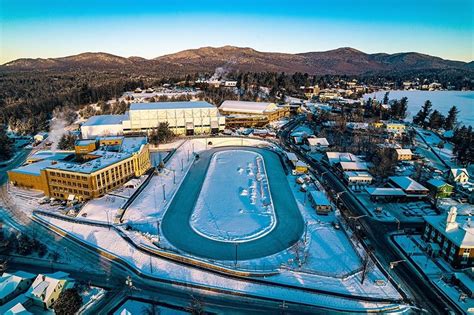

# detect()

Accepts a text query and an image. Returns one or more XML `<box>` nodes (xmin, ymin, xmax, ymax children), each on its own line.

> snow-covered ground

<box><xmin>191</xmin><ymin>149</ymin><xmax>275</xmax><ymax>242</ymax></box>
<box><xmin>12</xmin><ymin>137</ymin><xmax>404</xmax><ymax>309</ymax></box>
<box><xmin>37</xmin><ymin>214</ymin><xmax>403</xmax><ymax>311</ymax></box>
<box><xmin>415</xmin><ymin>127</ymin><xmax>459</xmax><ymax>169</ymax></box>
<box><xmin>77</xmin><ymin>195</ymin><xmax>127</xmax><ymax>222</ymax></box>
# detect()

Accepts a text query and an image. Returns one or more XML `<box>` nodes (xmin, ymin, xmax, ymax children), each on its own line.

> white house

<box><xmin>344</xmin><ymin>171</ymin><xmax>373</xmax><ymax>188</ymax></box>
<box><xmin>450</xmin><ymin>168</ymin><xmax>470</xmax><ymax>184</ymax></box>
<box><xmin>26</xmin><ymin>272</ymin><xmax>74</xmax><ymax>310</ymax></box>
<box><xmin>33</xmin><ymin>132</ymin><xmax>48</xmax><ymax>143</ymax></box>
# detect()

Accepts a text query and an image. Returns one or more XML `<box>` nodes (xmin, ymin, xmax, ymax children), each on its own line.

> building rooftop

<box><xmin>219</xmin><ymin>100</ymin><xmax>277</xmax><ymax>114</ymax></box>
<box><xmin>326</xmin><ymin>152</ymin><xmax>359</xmax><ymax>166</ymax></box>
<box><xmin>82</xmin><ymin>114</ymin><xmax>127</xmax><ymax>127</ymax></box>
<box><xmin>366</xmin><ymin>187</ymin><xmax>406</xmax><ymax>196</ymax></box>
<box><xmin>75</xmin><ymin>139</ymin><xmax>97</xmax><ymax>146</ymax></box>
<box><xmin>451</xmin><ymin>168</ymin><xmax>469</xmax><ymax>178</ymax></box>
<box><xmin>285</xmin><ymin>152</ymin><xmax>298</xmax><ymax>161</ymax></box>
<box><xmin>344</xmin><ymin>171</ymin><xmax>373</xmax><ymax>178</ymax></box>
<box><xmin>426</xmin><ymin>178</ymin><xmax>450</xmax><ymax>188</ymax></box>
<box><xmin>307</xmin><ymin>137</ymin><xmax>329</xmax><ymax>146</ymax></box>
<box><xmin>12</xmin><ymin>160</ymin><xmax>56</xmax><ymax>176</ymax></box>
<box><xmin>395</xmin><ymin>148</ymin><xmax>413</xmax><ymax>155</ymax></box>
<box><xmin>0</xmin><ymin>271</ymin><xmax>35</xmax><ymax>300</ymax></box>
<box><xmin>339</xmin><ymin>161</ymin><xmax>368</xmax><ymax>171</ymax></box>
<box><xmin>425</xmin><ymin>214</ymin><xmax>474</xmax><ymax>248</ymax></box>
<box><xmin>130</xmin><ymin>101</ymin><xmax>214</xmax><ymax>111</ymax></box>
<box><xmin>13</xmin><ymin>136</ymin><xmax>148</xmax><ymax>175</ymax></box>
<box><xmin>389</xmin><ymin>176</ymin><xmax>428</xmax><ymax>192</ymax></box>
<box><xmin>309</xmin><ymin>191</ymin><xmax>331</xmax><ymax>206</ymax></box>
<box><xmin>27</xmin><ymin>151</ymin><xmax>74</xmax><ymax>162</ymax></box>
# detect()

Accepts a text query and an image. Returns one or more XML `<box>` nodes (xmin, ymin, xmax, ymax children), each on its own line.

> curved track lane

<box><xmin>161</xmin><ymin>146</ymin><xmax>304</xmax><ymax>260</ymax></box>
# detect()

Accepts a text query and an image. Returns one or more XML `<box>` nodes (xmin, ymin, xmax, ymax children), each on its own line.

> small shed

<box><xmin>308</xmin><ymin>191</ymin><xmax>332</xmax><ymax>215</ymax></box>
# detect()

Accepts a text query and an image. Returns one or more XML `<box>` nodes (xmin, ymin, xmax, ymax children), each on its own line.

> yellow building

<box><xmin>371</xmin><ymin>122</ymin><xmax>385</xmax><ymax>129</ymax></box>
<box><xmin>395</xmin><ymin>148</ymin><xmax>413</xmax><ymax>161</ymax></box>
<box><xmin>8</xmin><ymin>136</ymin><xmax>151</xmax><ymax>201</ymax></box>
<box><xmin>386</xmin><ymin>123</ymin><xmax>406</xmax><ymax>133</ymax></box>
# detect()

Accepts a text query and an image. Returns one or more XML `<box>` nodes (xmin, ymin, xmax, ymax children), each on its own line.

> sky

<box><xmin>1</xmin><ymin>0</ymin><xmax>473</xmax><ymax>64</ymax></box>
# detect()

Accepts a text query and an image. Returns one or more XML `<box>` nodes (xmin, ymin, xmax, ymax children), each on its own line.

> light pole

<box><xmin>104</xmin><ymin>209</ymin><xmax>110</xmax><ymax>229</ymax></box>
<box><xmin>162</xmin><ymin>184</ymin><xmax>166</xmax><ymax>202</ymax></box>
<box><xmin>234</xmin><ymin>243</ymin><xmax>239</xmax><ymax>268</ymax></box>
<box><xmin>181</xmin><ymin>159</ymin><xmax>184</xmax><ymax>172</ymax></box>
<box><xmin>173</xmin><ymin>170</ymin><xmax>176</xmax><ymax>185</ymax></box>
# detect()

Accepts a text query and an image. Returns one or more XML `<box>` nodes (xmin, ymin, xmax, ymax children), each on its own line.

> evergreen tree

<box><xmin>0</xmin><ymin>126</ymin><xmax>13</xmax><ymax>161</ymax></box>
<box><xmin>444</xmin><ymin>105</ymin><xmax>459</xmax><ymax>130</ymax></box>
<box><xmin>413</xmin><ymin>100</ymin><xmax>432</xmax><ymax>127</ymax></box>
<box><xmin>383</xmin><ymin>92</ymin><xmax>390</xmax><ymax>105</ymax></box>
<box><xmin>53</xmin><ymin>288</ymin><xmax>82</xmax><ymax>315</ymax></box>
<box><xmin>428</xmin><ymin>110</ymin><xmax>445</xmax><ymax>130</ymax></box>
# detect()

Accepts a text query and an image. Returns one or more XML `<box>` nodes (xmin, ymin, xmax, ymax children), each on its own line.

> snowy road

<box><xmin>162</xmin><ymin>146</ymin><xmax>304</xmax><ymax>261</ymax></box>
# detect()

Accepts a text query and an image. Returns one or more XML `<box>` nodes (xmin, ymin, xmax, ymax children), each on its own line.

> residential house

<box><xmin>0</xmin><ymin>271</ymin><xmax>35</xmax><ymax>305</ymax></box>
<box><xmin>33</xmin><ymin>132</ymin><xmax>48</xmax><ymax>143</ymax></box>
<box><xmin>395</xmin><ymin>148</ymin><xmax>413</xmax><ymax>161</ymax></box>
<box><xmin>26</xmin><ymin>272</ymin><xmax>74</xmax><ymax>310</ymax></box>
<box><xmin>344</xmin><ymin>171</ymin><xmax>373</xmax><ymax>188</ymax></box>
<box><xmin>4</xmin><ymin>303</ymin><xmax>32</xmax><ymax>315</ymax></box>
<box><xmin>449</xmin><ymin>168</ymin><xmax>470</xmax><ymax>184</ymax></box>
<box><xmin>306</xmin><ymin>137</ymin><xmax>329</xmax><ymax>152</ymax></box>
<box><xmin>386</xmin><ymin>123</ymin><xmax>406</xmax><ymax>134</ymax></box>
<box><xmin>426</xmin><ymin>179</ymin><xmax>454</xmax><ymax>199</ymax></box>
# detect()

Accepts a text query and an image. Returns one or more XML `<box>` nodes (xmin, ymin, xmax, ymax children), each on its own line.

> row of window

<box><xmin>49</xmin><ymin>172</ymin><xmax>88</xmax><ymax>181</ymax></box>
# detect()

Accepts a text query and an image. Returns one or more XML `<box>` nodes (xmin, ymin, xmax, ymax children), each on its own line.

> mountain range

<box><xmin>2</xmin><ymin>46</ymin><xmax>473</xmax><ymax>75</ymax></box>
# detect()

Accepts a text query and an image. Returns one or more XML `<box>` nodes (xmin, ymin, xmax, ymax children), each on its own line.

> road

<box><xmin>162</xmin><ymin>146</ymin><xmax>304</xmax><ymax>260</ymax></box>
<box><xmin>279</xmin><ymin>116</ymin><xmax>456</xmax><ymax>314</ymax></box>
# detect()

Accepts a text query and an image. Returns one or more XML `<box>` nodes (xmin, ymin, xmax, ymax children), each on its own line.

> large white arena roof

<box><xmin>219</xmin><ymin>100</ymin><xmax>276</xmax><ymax>114</ymax></box>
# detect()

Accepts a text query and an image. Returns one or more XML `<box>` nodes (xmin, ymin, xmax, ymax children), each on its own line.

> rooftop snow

<box><xmin>28</xmin><ymin>151</ymin><xmax>74</xmax><ymax>161</ymax></box>
<box><xmin>130</xmin><ymin>101</ymin><xmax>214</xmax><ymax>111</ymax></box>
<box><xmin>326</xmin><ymin>152</ymin><xmax>359</xmax><ymax>166</ymax></box>
<box><xmin>11</xmin><ymin>160</ymin><xmax>55</xmax><ymax>176</ymax></box>
<box><xmin>389</xmin><ymin>176</ymin><xmax>428</xmax><ymax>192</ymax></box>
<box><xmin>425</xmin><ymin>215</ymin><xmax>474</xmax><ymax>248</ymax></box>
<box><xmin>338</xmin><ymin>161</ymin><xmax>368</xmax><ymax>171</ymax></box>
<box><xmin>366</xmin><ymin>187</ymin><xmax>406</xmax><ymax>196</ymax></box>
<box><xmin>309</xmin><ymin>191</ymin><xmax>331</xmax><ymax>206</ymax></box>
<box><xmin>426</xmin><ymin>178</ymin><xmax>450</xmax><ymax>188</ymax></box>
<box><xmin>219</xmin><ymin>100</ymin><xmax>277</xmax><ymax>114</ymax></box>
<box><xmin>82</xmin><ymin>114</ymin><xmax>127</xmax><ymax>126</ymax></box>
<box><xmin>307</xmin><ymin>137</ymin><xmax>329</xmax><ymax>146</ymax></box>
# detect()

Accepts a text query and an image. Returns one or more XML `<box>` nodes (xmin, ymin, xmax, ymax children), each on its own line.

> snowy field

<box><xmin>37</xmin><ymin>214</ymin><xmax>404</xmax><ymax>311</ymax></box>
<box><xmin>191</xmin><ymin>150</ymin><xmax>275</xmax><ymax>242</ymax></box>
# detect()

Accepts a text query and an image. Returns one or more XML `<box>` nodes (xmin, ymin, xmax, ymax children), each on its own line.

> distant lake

<box><xmin>363</xmin><ymin>90</ymin><xmax>474</xmax><ymax>127</ymax></box>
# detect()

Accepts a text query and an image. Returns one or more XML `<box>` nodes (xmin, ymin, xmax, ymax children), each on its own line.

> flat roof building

<box><xmin>81</xmin><ymin>114</ymin><xmax>127</xmax><ymax>139</ymax></box>
<box><xmin>123</xmin><ymin>101</ymin><xmax>225</xmax><ymax>135</ymax></box>
<box><xmin>8</xmin><ymin>136</ymin><xmax>151</xmax><ymax>201</ymax></box>
<box><xmin>219</xmin><ymin>100</ymin><xmax>289</xmax><ymax>127</ymax></box>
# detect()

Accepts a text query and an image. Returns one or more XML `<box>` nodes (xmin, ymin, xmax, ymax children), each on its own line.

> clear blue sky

<box><xmin>1</xmin><ymin>0</ymin><xmax>473</xmax><ymax>64</ymax></box>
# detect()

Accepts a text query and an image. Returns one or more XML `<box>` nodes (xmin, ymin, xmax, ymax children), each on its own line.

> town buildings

<box><xmin>426</xmin><ymin>179</ymin><xmax>454</xmax><ymax>199</ymax></box>
<box><xmin>395</xmin><ymin>148</ymin><xmax>413</xmax><ymax>161</ymax></box>
<box><xmin>80</xmin><ymin>114</ymin><xmax>127</xmax><ymax>139</ymax></box>
<box><xmin>26</xmin><ymin>272</ymin><xmax>73</xmax><ymax>310</ymax></box>
<box><xmin>8</xmin><ymin>136</ymin><xmax>151</xmax><ymax>201</ymax></box>
<box><xmin>423</xmin><ymin>207</ymin><xmax>474</xmax><ymax>268</ymax></box>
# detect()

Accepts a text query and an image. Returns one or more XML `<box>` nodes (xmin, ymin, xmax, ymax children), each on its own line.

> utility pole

<box><xmin>181</xmin><ymin>159</ymin><xmax>184</xmax><ymax>172</ymax></box>
<box><xmin>234</xmin><ymin>243</ymin><xmax>239</xmax><ymax>268</ymax></box>
<box><xmin>162</xmin><ymin>184</ymin><xmax>166</xmax><ymax>202</ymax></box>
<box><xmin>173</xmin><ymin>170</ymin><xmax>176</xmax><ymax>185</ymax></box>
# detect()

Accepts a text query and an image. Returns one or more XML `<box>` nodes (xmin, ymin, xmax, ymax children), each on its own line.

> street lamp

<box><xmin>389</xmin><ymin>259</ymin><xmax>406</xmax><ymax>269</ymax></box>
<box><xmin>234</xmin><ymin>243</ymin><xmax>239</xmax><ymax>268</ymax></box>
